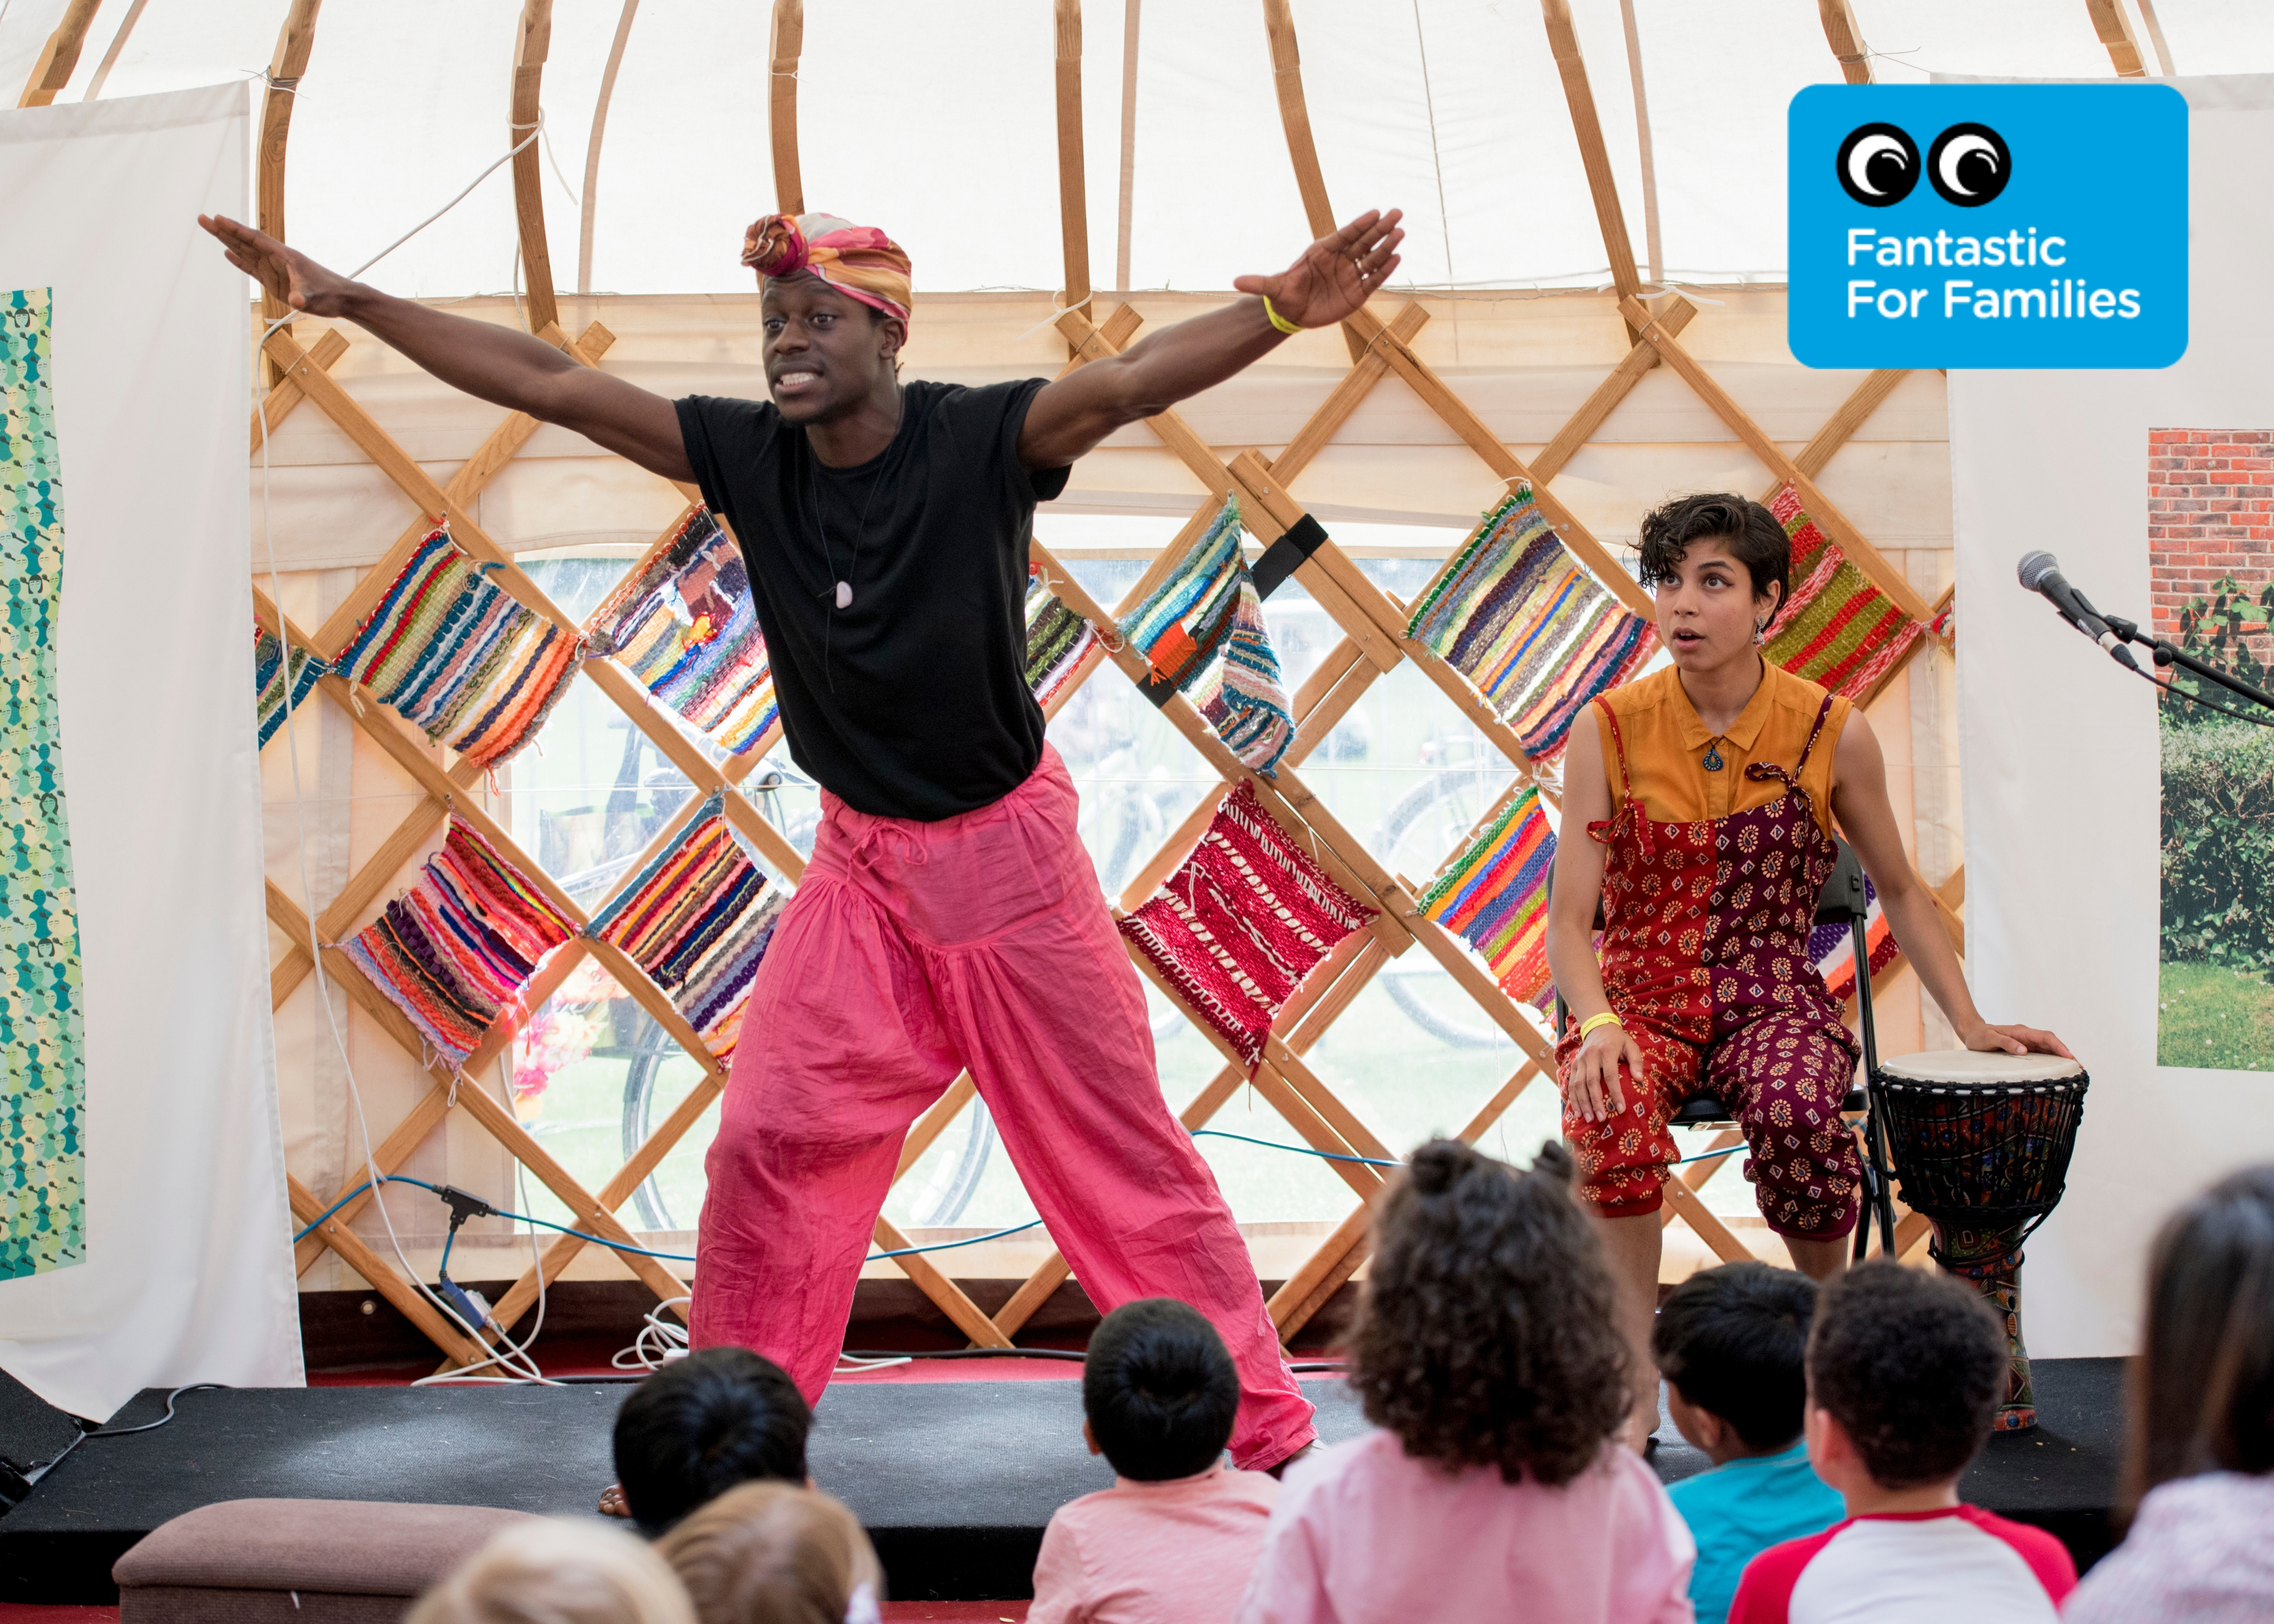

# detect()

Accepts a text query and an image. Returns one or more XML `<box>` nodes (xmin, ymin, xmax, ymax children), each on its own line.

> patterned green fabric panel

<box><xmin>0</xmin><ymin>288</ymin><xmax>86</xmax><ymax>1282</ymax></box>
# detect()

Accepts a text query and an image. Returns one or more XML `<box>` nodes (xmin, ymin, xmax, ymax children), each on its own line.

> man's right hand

<box><xmin>200</xmin><ymin>215</ymin><xmax>355</xmax><ymax>319</ymax></box>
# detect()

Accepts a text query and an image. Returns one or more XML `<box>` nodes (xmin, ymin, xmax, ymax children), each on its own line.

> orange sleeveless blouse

<box><xmin>1590</xmin><ymin>660</ymin><xmax>1850</xmax><ymax>838</ymax></box>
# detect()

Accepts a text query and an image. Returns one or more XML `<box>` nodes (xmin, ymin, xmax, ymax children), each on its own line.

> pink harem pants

<box><xmin>689</xmin><ymin>746</ymin><xmax>1316</xmax><ymax>1469</ymax></box>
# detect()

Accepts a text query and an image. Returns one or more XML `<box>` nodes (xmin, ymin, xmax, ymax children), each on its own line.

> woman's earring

<box><xmin>1754</xmin><ymin>619</ymin><xmax>1767</xmax><ymax>645</ymax></box>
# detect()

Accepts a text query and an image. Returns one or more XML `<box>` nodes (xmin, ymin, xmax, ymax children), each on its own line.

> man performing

<box><xmin>203</xmin><ymin>203</ymin><xmax>1405</xmax><ymax>1477</ymax></box>
<box><xmin>1546</xmin><ymin>493</ymin><xmax>2071</xmax><ymax>1445</ymax></box>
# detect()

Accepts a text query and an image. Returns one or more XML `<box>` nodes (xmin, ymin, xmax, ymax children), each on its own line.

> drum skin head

<box><xmin>1877</xmin><ymin>1048</ymin><xmax>2084</xmax><ymax>1083</ymax></box>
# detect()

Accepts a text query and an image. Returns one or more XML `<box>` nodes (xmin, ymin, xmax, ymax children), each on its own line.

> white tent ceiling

<box><xmin>6</xmin><ymin>0</ymin><xmax>2271</xmax><ymax>305</ymax></box>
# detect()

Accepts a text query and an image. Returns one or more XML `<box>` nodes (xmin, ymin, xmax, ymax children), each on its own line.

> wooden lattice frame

<box><xmin>250</xmin><ymin>0</ymin><xmax>1983</xmax><ymax>1369</ymax></box>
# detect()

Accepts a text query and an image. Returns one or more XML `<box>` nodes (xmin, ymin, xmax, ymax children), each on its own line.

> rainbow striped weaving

<box><xmin>589</xmin><ymin>799</ymin><xmax>787</xmax><ymax>1062</ymax></box>
<box><xmin>589</xmin><ymin>507</ymin><xmax>778</xmax><ymax>754</ymax></box>
<box><xmin>1809</xmin><ymin>882</ymin><xmax>1901</xmax><ymax>1003</ymax></box>
<box><xmin>342</xmin><ymin>821</ymin><xmax>578</xmax><ymax>1069</ymax></box>
<box><xmin>1118</xmin><ymin>502</ymin><xmax>1296</xmax><ymax>772</ymax></box>
<box><xmin>1762</xmin><ymin>486</ymin><xmax>1924</xmax><ymax>700</ymax></box>
<box><xmin>255</xmin><ymin>622</ymin><xmax>326</xmax><ymax>748</ymax></box>
<box><xmin>1119</xmin><ymin>783</ymin><xmax>1373</xmax><ymax>1069</ymax></box>
<box><xmin>333</xmin><ymin>525</ymin><xmax>583</xmax><ymax>768</ymax></box>
<box><xmin>1404</xmin><ymin>491</ymin><xmax>1654</xmax><ymax>761</ymax></box>
<box><xmin>1415</xmin><ymin>786</ymin><xmax>1558</xmax><ymax>1009</ymax></box>
<box><xmin>1025</xmin><ymin>566</ymin><xmax>1098</xmax><ymax>710</ymax></box>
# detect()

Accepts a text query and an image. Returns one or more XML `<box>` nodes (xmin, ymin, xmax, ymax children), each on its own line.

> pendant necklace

<box><xmin>805</xmin><ymin>393</ymin><xmax>908</xmax><ymax>689</ymax></box>
<box><xmin>1701</xmin><ymin>742</ymin><xmax>1725</xmax><ymax>771</ymax></box>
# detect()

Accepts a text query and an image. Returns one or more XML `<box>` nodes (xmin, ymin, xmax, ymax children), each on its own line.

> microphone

<box><xmin>2017</xmin><ymin>551</ymin><xmax>2141</xmax><ymax>671</ymax></box>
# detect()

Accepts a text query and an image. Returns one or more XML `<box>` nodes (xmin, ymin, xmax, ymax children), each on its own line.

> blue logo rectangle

<box><xmin>1789</xmin><ymin>83</ymin><xmax>2186</xmax><ymax>369</ymax></box>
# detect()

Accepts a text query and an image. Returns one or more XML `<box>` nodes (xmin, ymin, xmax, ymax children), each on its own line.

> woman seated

<box><xmin>1546</xmin><ymin>493</ymin><xmax>2069</xmax><ymax>1443</ymax></box>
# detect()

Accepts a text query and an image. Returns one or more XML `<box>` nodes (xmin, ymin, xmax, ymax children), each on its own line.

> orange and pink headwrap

<box><xmin>742</xmin><ymin>213</ymin><xmax>912</xmax><ymax>325</ymax></box>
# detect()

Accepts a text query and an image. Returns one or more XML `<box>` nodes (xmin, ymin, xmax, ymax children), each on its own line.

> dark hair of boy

<box><xmin>615</xmin><ymin>1347</ymin><xmax>813</xmax><ymax>1534</ymax></box>
<box><xmin>2126</xmin><ymin>1164</ymin><xmax>2274</xmax><ymax>1511</ymax></box>
<box><xmin>1348</xmin><ymin>1139</ymin><xmax>1627</xmax><ymax>1486</ymax></box>
<box><xmin>1653</xmin><ymin>1261</ymin><xmax>1819</xmax><ymax>1452</ymax></box>
<box><xmin>1082</xmin><ymin>1298</ymin><xmax>1242</xmax><ymax>1482</ymax></box>
<box><xmin>1806</xmin><ymin>1260</ymin><xmax>2005</xmax><ymax>1489</ymax></box>
<box><xmin>1635</xmin><ymin>493</ymin><xmax>1792</xmax><ymax>627</ymax></box>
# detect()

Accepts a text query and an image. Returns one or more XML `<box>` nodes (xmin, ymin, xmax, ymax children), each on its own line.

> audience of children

<box><xmin>2063</xmin><ymin>1164</ymin><xmax>2274</xmax><ymax>1621</ymax></box>
<box><xmin>659</xmin><ymin>1482</ymin><xmax>885</xmax><ymax>1624</ymax></box>
<box><xmin>1029</xmin><ymin>1297</ymin><xmax>1280</xmax><ymax>1624</ymax></box>
<box><xmin>1654</xmin><ymin>1262</ymin><xmax>1845</xmax><ymax>1624</ymax></box>
<box><xmin>406</xmin><ymin>1517</ymin><xmax>696</xmax><ymax>1624</ymax></box>
<box><xmin>613</xmin><ymin>1347</ymin><xmax>814</xmax><ymax>1534</ymax></box>
<box><xmin>1234</xmin><ymin>1139</ymin><xmax>1695</xmax><ymax>1624</ymax></box>
<box><xmin>1727</xmin><ymin>1261</ymin><xmax>2076</xmax><ymax>1622</ymax></box>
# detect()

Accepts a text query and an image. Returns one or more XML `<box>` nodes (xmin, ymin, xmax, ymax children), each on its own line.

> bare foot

<box><xmin>598</xmin><ymin>1483</ymin><xmax>629</xmax><ymax>1518</ymax></box>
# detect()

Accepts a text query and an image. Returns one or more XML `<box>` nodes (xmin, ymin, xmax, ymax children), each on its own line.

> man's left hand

<box><xmin>1234</xmin><ymin>209</ymin><xmax>1405</xmax><ymax>330</ymax></box>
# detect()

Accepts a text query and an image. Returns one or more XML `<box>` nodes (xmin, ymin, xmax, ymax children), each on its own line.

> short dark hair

<box><xmin>1348</xmin><ymin>1140</ymin><xmax>1628</xmax><ymax>1486</ymax></box>
<box><xmin>1082</xmin><ymin>1299</ymin><xmax>1240</xmax><ymax>1482</ymax></box>
<box><xmin>1636</xmin><ymin>493</ymin><xmax>1792</xmax><ymax>626</ymax></box>
<box><xmin>2127</xmin><ymin>1165</ymin><xmax>2274</xmax><ymax>1510</ymax></box>
<box><xmin>614</xmin><ymin>1347</ymin><xmax>813</xmax><ymax>1534</ymax></box>
<box><xmin>1652</xmin><ymin>1262</ymin><xmax>1818</xmax><ymax>1452</ymax></box>
<box><xmin>1807</xmin><ymin>1261</ymin><xmax>2004</xmax><ymax>1489</ymax></box>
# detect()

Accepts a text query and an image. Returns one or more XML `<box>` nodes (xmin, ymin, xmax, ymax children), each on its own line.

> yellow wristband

<box><xmin>1578</xmin><ymin>1011</ymin><xmax>1624</xmax><ymax>1040</ymax></box>
<box><xmin>1262</xmin><ymin>296</ymin><xmax>1303</xmax><ymax>336</ymax></box>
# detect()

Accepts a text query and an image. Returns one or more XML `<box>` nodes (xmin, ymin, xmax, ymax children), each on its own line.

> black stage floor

<box><xmin>0</xmin><ymin>1359</ymin><xmax>2125</xmax><ymax>1604</ymax></box>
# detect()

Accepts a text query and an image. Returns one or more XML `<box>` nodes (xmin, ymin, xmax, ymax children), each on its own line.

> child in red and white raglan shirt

<box><xmin>1729</xmin><ymin>1261</ymin><xmax>2075</xmax><ymax>1624</ymax></box>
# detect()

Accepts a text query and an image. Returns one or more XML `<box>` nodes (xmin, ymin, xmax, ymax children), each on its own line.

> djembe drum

<box><xmin>1872</xmin><ymin>1049</ymin><xmax>2089</xmax><ymax>1432</ymax></box>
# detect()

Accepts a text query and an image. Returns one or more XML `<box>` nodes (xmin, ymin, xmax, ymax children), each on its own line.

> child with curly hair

<box><xmin>1233</xmin><ymin>1140</ymin><xmax>1694</xmax><ymax>1624</ymax></box>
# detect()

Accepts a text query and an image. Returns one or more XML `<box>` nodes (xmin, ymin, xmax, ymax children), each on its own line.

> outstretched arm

<box><xmin>1017</xmin><ymin>209</ymin><xmax>1403</xmax><ymax>471</ymax></box>
<box><xmin>1830</xmin><ymin>710</ymin><xmax>2071</xmax><ymax>1058</ymax></box>
<box><xmin>203</xmin><ymin>214</ymin><xmax>692</xmax><ymax>483</ymax></box>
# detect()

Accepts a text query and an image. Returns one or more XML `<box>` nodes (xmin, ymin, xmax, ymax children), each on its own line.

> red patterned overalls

<box><xmin>1555</xmin><ymin>692</ymin><xmax>1864</xmax><ymax>1238</ymax></box>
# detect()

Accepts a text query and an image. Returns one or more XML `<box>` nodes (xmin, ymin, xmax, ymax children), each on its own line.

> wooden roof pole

<box><xmin>1260</xmin><ymin>0</ymin><xmax>1369</xmax><ymax>363</ymax></box>
<box><xmin>510</xmin><ymin>0</ymin><xmax>561</xmax><ymax>336</ymax></box>
<box><xmin>81</xmin><ymin>0</ymin><xmax>151</xmax><ymax>100</ymax></box>
<box><xmin>256</xmin><ymin>0</ymin><xmax>323</xmax><ymax>385</ymax></box>
<box><xmin>1539</xmin><ymin>0</ymin><xmax>1646</xmax><ymax>345</ymax></box>
<box><xmin>2086</xmin><ymin>0</ymin><xmax>2149</xmax><ymax>77</ymax></box>
<box><xmin>579</xmin><ymin>0</ymin><xmax>642</xmax><ymax>295</ymax></box>
<box><xmin>1818</xmin><ymin>0</ymin><xmax>1874</xmax><ymax>84</ymax></box>
<box><xmin>770</xmin><ymin>0</ymin><xmax>805</xmax><ymax>214</ymax></box>
<box><xmin>1054</xmin><ymin>0</ymin><xmax>1092</xmax><ymax>335</ymax></box>
<box><xmin>16</xmin><ymin>0</ymin><xmax>102</xmax><ymax>108</ymax></box>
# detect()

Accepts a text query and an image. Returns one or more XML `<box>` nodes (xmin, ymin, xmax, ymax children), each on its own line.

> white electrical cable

<box><xmin>257</xmin><ymin>116</ymin><xmax>558</xmax><ymax>1387</ymax></box>
<box><xmin>612</xmin><ymin>1294</ymin><xmax>692</xmax><ymax>1372</ymax></box>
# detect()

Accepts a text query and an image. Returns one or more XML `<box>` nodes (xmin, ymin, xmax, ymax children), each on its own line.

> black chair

<box><xmin>1549</xmin><ymin>837</ymin><xmax>1899</xmax><ymax>1259</ymax></box>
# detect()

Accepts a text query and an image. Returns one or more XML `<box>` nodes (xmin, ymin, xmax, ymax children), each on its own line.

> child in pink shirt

<box><xmin>1234</xmin><ymin>1141</ymin><xmax>1694</xmax><ymax>1624</ymax></box>
<box><xmin>1029</xmin><ymin>1299</ymin><xmax>1281</xmax><ymax>1624</ymax></box>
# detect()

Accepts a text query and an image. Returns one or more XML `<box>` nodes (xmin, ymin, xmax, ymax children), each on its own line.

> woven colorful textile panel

<box><xmin>1404</xmin><ymin>490</ymin><xmax>1654</xmax><ymax>762</ymax></box>
<box><xmin>1809</xmin><ymin>882</ymin><xmax>1901</xmax><ymax>1003</ymax></box>
<box><xmin>589</xmin><ymin>507</ymin><xmax>777</xmax><ymax>754</ymax></box>
<box><xmin>1118</xmin><ymin>502</ymin><xmax>1296</xmax><ymax>772</ymax></box>
<box><xmin>1119</xmin><ymin>782</ymin><xmax>1373</xmax><ymax>1069</ymax></box>
<box><xmin>343</xmin><ymin>821</ymin><xmax>577</xmax><ymax>1069</ymax></box>
<box><xmin>333</xmin><ymin>524</ymin><xmax>581</xmax><ymax>768</ymax></box>
<box><xmin>589</xmin><ymin>802</ymin><xmax>787</xmax><ymax>1061</ymax></box>
<box><xmin>0</xmin><ymin>286</ymin><xmax>86</xmax><ymax>1281</ymax></box>
<box><xmin>1025</xmin><ymin>566</ymin><xmax>1098</xmax><ymax>710</ymax></box>
<box><xmin>1415</xmin><ymin>785</ymin><xmax>1558</xmax><ymax>1009</ymax></box>
<box><xmin>1762</xmin><ymin>485</ymin><xmax>1925</xmax><ymax>700</ymax></box>
<box><xmin>255</xmin><ymin>622</ymin><xmax>327</xmax><ymax>748</ymax></box>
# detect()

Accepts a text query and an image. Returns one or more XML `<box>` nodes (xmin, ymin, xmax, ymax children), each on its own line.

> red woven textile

<box><xmin>1118</xmin><ymin>783</ymin><xmax>1375</xmax><ymax>1069</ymax></box>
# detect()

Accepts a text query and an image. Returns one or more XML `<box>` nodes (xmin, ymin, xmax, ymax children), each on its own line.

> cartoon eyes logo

<box><xmin>1836</xmin><ymin>123</ymin><xmax>1918</xmax><ymax>207</ymax></box>
<box><xmin>1928</xmin><ymin>122</ymin><xmax>2011</xmax><ymax>206</ymax></box>
<box><xmin>1837</xmin><ymin>121</ymin><xmax>2011</xmax><ymax>208</ymax></box>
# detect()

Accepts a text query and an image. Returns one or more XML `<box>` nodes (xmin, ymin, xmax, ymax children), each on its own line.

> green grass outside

<box><xmin>2158</xmin><ymin>959</ymin><xmax>2274</xmax><ymax>1071</ymax></box>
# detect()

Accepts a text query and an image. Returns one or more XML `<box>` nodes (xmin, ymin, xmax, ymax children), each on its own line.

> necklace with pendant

<box><xmin>807</xmin><ymin>396</ymin><xmax>907</xmax><ymax>613</ymax></box>
<box><xmin>1702</xmin><ymin>742</ymin><xmax>1725</xmax><ymax>771</ymax></box>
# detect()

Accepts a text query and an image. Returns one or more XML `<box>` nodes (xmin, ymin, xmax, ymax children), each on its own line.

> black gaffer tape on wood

<box><xmin>1251</xmin><ymin>513</ymin><xmax>1330</xmax><ymax>601</ymax></box>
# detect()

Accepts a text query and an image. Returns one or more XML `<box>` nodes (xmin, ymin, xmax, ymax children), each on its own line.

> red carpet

<box><xmin>0</xmin><ymin>1608</ymin><xmax>1024</xmax><ymax>1622</ymax></box>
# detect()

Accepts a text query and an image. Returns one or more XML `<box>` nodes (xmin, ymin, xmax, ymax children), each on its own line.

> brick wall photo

<box><xmin>2148</xmin><ymin>427</ymin><xmax>2274</xmax><ymax>644</ymax></box>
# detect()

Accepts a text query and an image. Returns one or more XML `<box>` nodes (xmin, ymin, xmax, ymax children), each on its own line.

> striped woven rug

<box><xmin>343</xmin><ymin>821</ymin><xmax>579</xmax><ymax>1069</ymax></box>
<box><xmin>1118</xmin><ymin>501</ymin><xmax>1296</xmax><ymax>772</ymax></box>
<box><xmin>1404</xmin><ymin>490</ymin><xmax>1654</xmax><ymax>760</ymax></box>
<box><xmin>254</xmin><ymin>623</ymin><xmax>326</xmax><ymax>748</ymax></box>
<box><xmin>588</xmin><ymin>507</ymin><xmax>778</xmax><ymax>754</ymax></box>
<box><xmin>1024</xmin><ymin>566</ymin><xmax>1098</xmax><ymax>710</ymax></box>
<box><xmin>1414</xmin><ymin>785</ymin><xmax>1558</xmax><ymax>1009</ymax></box>
<box><xmin>589</xmin><ymin>799</ymin><xmax>788</xmax><ymax>1062</ymax></box>
<box><xmin>1119</xmin><ymin>782</ymin><xmax>1374</xmax><ymax>1069</ymax></box>
<box><xmin>1762</xmin><ymin>485</ymin><xmax>1926</xmax><ymax>700</ymax></box>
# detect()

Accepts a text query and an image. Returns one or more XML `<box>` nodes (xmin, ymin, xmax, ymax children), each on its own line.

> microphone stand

<box><xmin>2103</xmin><ymin>615</ymin><xmax>2274</xmax><ymax>716</ymax></box>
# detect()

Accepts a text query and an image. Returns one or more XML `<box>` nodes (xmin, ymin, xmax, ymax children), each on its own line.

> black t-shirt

<box><xmin>675</xmin><ymin>379</ymin><xmax>1070</xmax><ymax>821</ymax></box>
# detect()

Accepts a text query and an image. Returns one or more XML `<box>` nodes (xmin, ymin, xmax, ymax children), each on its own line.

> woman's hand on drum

<box><xmin>1960</xmin><ymin>1021</ymin><xmax>2074</xmax><ymax>1060</ymax></box>
<box><xmin>1568</xmin><ymin>1020</ymin><xmax>1646</xmax><ymax>1122</ymax></box>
